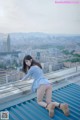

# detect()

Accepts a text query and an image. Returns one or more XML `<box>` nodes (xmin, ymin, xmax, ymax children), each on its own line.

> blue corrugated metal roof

<box><xmin>0</xmin><ymin>83</ymin><xmax>80</xmax><ymax>120</ymax></box>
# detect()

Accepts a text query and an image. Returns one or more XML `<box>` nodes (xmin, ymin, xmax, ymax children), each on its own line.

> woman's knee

<box><xmin>46</xmin><ymin>100</ymin><xmax>51</xmax><ymax>104</ymax></box>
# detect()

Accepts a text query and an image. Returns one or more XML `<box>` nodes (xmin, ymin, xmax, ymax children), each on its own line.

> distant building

<box><xmin>7</xmin><ymin>35</ymin><xmax>11</xmax><ymax>52</ymax></box>
<box><xmin>0</xmin><ymin>34</ymin><xmax>11</xmax><ymax>53</ymax></box>
<box><xmin>3</xmin><ymin>41</ymin><xmax>7</xmax><ymax>52</ymax></box>
<box><xmin>74</xmin><ymin>52</ymin><xmax>80</xmax><ymax>55</ymax></box>
<box><xmin>0</xmin><ymin>34</ymin><xmax>8</xmax><ymax>52</ymax></box>
<box><xmin>49</xmin><ymin>64</ymin><xmax>52</xmax><ymax>72</ymax></box>
<box><xmin>36</xmin><ymin>52</ymin><xmax>40</xmax><ymax>60</ymax></box>
<box><xmin>41</xmin><ymin>63</ymin><xmax>44</xmax><ymax>69</ymax></box>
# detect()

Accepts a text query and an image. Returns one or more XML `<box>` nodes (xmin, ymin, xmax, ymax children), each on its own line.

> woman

<box><xmin>21</xmin><ymin>55</ymin><xmax>69</xmax><ymax>117</ymax></box>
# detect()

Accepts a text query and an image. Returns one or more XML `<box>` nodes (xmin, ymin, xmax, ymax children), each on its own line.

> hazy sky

<box><xmin>0</xmin><ymin>0</ymin><xmax>80</xmax><ymax>34</ymax></box>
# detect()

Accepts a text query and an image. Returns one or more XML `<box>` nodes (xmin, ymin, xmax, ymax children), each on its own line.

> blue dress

<box><xmin>21</xmin><ymin>65</ymin><xmax>50</xmax><ymax>92</ymax></box>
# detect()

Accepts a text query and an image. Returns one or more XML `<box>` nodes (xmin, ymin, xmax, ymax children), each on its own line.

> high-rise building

<box><xmin>49</xmin><ymin>64</ymin><xmax>52</xmax><ymax>72</ymax></box>
<box><xmin>7</xmin><ymin>35</ymin><xmax>11</xmax><ymax>52</ymax></box>
<box><xmin>36</xmin><ymin>52</ymin><xmax>40</xmax><ymax>60</ymax></box>
<box><xmin>2</xmin><ymin>41</ymin><xmax>7</xmax><ymax>52</ymax></box>
<box><xmin>1</xmin><ymin>34</ymin><xmax>8</xmax><ymax>52</ymax></box>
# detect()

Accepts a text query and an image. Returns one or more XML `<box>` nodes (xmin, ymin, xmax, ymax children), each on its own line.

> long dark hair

<box><xmin>22</xmin><ymin>55</ymin><xmax>42</xmax><ymax>73</ymax></box>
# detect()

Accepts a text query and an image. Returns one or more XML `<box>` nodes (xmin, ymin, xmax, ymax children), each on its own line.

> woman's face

<box><xmin>25</xmin><ymin>59</ymin><xmax>32</xmax><ymax>67</ymax></box>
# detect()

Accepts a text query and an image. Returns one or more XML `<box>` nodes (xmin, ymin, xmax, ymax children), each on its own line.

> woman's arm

<box><xmin>21</xmin><ymin>68</ymin><xmax>32</xmax><ymax>81</ymax></box>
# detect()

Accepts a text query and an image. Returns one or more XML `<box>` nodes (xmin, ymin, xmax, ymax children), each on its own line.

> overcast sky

<box><xmin>0</xmin><ymin>0</ymin><xmax>80</xmax><ymax>34</ymax></box>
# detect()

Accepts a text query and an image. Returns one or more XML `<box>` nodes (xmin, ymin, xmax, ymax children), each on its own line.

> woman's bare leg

<box><xmin>45</xmin><ymin>84</ymin><xmax>52</xmax><ymax>104</ymax></box>
<box><xmin>45</xmin><ymin>85</ymin><xmax>69</xmax><ymax>116</ymax></box>
<box><xmin>45</xmin><ymin>84</ymin><xmax>55</xmax><ymax>117</ymax></box>
<box><xmin>37</xmin><ymin>85</ymin><xmax>47</xmax><ymax>108</ymax></box>
<box><xmin>37</xmin><ymin>84</ymin><xmax>55</xmax><ymax>117</ymax></box>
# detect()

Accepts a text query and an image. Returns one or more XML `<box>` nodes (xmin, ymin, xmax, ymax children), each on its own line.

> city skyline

<box><xmin>0</xmin><ymin>0</ymin><xmax>80</xmax><ymax>34</ymax></box>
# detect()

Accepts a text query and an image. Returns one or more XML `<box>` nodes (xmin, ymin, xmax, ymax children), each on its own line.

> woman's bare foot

<box><xmin>46</xmin><ymin>102</ymin><xmax>55</xmax><ymax>117</ymax></box>
<box><xmin>60</xmin><ymin>103</ymin><xmax>70</xmax><ymax>116</ymax></box>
